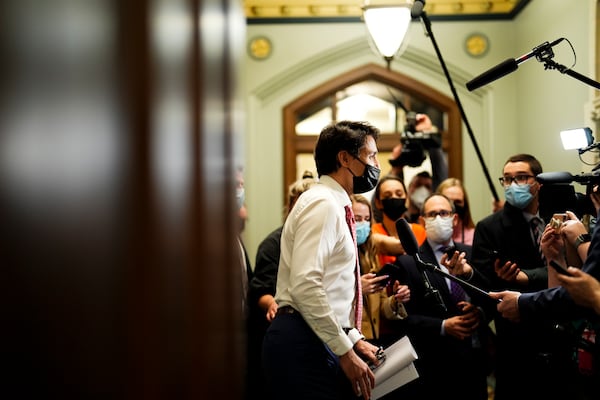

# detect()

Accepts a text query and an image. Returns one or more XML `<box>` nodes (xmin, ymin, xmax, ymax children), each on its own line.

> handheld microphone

<box><xmin>466</xmin><ymin>38</ymin><xmax>565</xmax><ymax>91</ymax></box>
<box><xmin>395</xmin><ymin>218</ymin><xmax>419</xmax><ymax>256</ymax></box>
<box><xmin>395</xmin><ymin>218</ymin><xmax>446</xmax><ymax>312</ymax></box>
<box><xmin>395</xmin><ymin>218</ymin><xmax>498</xmax><ymax>303</ymax></box>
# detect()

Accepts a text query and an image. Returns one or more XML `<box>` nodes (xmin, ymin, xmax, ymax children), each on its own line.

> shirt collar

<box><xmin>319</xmin><ymin>175</ymin><xmax>352</xmax><ymax>208</ymax></box>
<box><xmin>523</xmin><ymin>211</ymin><xmax>542</xmax><ymax>223</ymax></box>
<box><xmin>427</xmin><ymin>238</ymin><xmax>455</xmax><ymax>253</ymax></box>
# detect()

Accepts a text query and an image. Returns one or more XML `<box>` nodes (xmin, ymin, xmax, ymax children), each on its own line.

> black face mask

<box><xmin>349</xmin><ymin>157</ymin><xmax>381</xmax><ymax>194</ymax></box>
<box><xmin>381</xmin><ymin>198</ymin><xmax>407</xmax><ymax>221</ymax></box>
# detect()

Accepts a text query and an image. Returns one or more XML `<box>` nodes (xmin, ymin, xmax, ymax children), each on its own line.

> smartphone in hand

<box><xmin>444</xmin><ymin>245</ymin><xmax>457</xmax><ymax>258</ymax></box>
<box><xmin>491</xmin><ymin>250</ymin><xmax>509</xmax><ymax>265</ymax></box>
<box><xmin>549</xmin><ymin>259</ymin><xmax>572</xmax><ymax>276</ymax></box>
<box><xmin>376</xmin><ymin>263</ymin><xmax>401</xmax><ymax>288</ymax></box>
<box><xmin>550</xmin><ymin>213</ymin><xmax>567</xmax><ymax>233</ymax></box>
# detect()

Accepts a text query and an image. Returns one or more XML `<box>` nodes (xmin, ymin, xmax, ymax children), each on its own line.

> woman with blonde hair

<box><xmin>351</xmin><ymin>194</ymin><xmax>410</xmax><ymax>346</ymax></box>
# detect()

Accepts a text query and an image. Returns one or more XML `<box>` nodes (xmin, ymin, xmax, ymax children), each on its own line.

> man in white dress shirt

<box><xmin>262</xmin><ymin>121</ymin><xmax>387</xmax><ymax>400</ymax></box>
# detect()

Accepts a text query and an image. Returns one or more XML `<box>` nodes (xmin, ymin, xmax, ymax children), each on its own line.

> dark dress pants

<box><xmin>262</xmin><ymin>311</ymin><xmax>357</xmax><ymax>400</ymax></box>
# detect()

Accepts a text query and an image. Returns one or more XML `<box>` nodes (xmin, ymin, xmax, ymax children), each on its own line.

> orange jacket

<box><xmin>372</xmin><ymin>222</ymin><xmax>426</xmax><ymax>267</ymax></box>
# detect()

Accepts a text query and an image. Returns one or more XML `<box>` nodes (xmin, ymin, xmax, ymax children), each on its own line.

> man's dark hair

<box><xmin>505</xmin><ymin>153</ymin><xmax>543</xmax><ymax>176</ymax></box>
<box><xmin>314</xmin><ymin>120</ymin><xmax>380</xmax><ymax>176</ymax></box>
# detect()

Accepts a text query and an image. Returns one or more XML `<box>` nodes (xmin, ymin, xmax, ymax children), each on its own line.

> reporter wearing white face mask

<box><xmin>405</xmin><ymin>171</ymin><xmax>433</xmax><ymax>223</ymax></box>
<box><xmin>424</xmin><ymin>207</ymin><xmax>455</xmax><ymax>245</ymax></box>
<box><xmin>386</xmin><ymin>193</ymin><xmax>492</xmax><ymax>399</ymax></box>
<box><xmin>419</xmin><ymin>194</ymin><xmax>480</xmax><ymax>283</ymax></box>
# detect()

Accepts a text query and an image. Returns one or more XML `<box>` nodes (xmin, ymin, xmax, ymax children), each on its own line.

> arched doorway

<box><xmin>283</xmin><ymin>63</ymin><xmax>461</xmax><ymax>198</ymax></box>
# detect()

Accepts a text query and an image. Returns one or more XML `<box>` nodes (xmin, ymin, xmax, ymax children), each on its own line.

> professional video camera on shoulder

<box><xmin>537</xmin><ymin>127</ymin><xmax>599</xmax><ymax>219</ymax></box>
<box><xmin>391</xmin><ymin>111</ymin><xmax>442</xmax><ymax>168</ymax></box>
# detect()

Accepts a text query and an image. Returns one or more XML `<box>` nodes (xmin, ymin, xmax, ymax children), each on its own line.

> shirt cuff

<box><xmin>462</xmin><ymin>269</ymin><xmax>474</xmax><ymax>281</ymax></box>
<box><xmin>347</xmin><ymin>328</ymin><xmax>365</xmax><ymax>345</ymax></box>
<box><xmin>327</xmin><ymin>332</ymin><xmax>354</xmax><ymax>356</ymax></box>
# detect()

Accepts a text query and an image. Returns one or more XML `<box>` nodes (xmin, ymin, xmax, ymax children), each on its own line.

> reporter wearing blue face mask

<box><xmin>472</xmin><ymin>153</ymin><xmax>547</xmax><ymax>295</ymax></box>
<box><xmin>355</xmin><ymin>219</ymin><xmax>370</xmax><ymax>247</ymax></box>
<box><xmin>351</xmin><ymin>194</ymin><xmax>409</xmax><ymax>347</ymax></box>
<box><xmin>470</xmin><ymin>154</ymin><xmax>573</xmax><ymax>400</ymax></box>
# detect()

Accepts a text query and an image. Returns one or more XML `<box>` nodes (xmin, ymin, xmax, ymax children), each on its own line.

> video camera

<box><xmin>537</xmin><ymin>170</ymin><xmax>600</xmax><ymax>188</ymax></box>
<box><xmin>537</xmin><ymin>127</ymin><xmax>599</xmax><ymax>220</ymax></box>
<box><xmin>390</xmin><ymin>111</ymin><xmax>442</xmax><ymax>168</ymax></box>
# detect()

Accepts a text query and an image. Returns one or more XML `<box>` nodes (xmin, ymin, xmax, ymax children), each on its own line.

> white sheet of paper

<box><xmin>371</xmin><ymin>336</ymin><xmax>419</xmax><ymax>400</ymax></box>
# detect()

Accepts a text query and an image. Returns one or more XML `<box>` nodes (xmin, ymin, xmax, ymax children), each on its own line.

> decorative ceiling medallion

<box><xmin>465</xmin><ymin>33</ymin><xmax>489</xmax><ymax>58</ymax></box>
<box><xmin>248</xmin><ymin>36</ymin><xmax>272</xmax><ymax>60</ymax></box>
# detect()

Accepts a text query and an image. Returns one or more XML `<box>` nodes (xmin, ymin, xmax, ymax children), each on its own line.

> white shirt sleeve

<box><xmin>275</xmin><ymin>178</ymin><xmax>358</xmax><ymax>356</ymax></box>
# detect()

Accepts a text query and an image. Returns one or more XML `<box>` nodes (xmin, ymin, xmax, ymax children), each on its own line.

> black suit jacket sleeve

<box><xmin>248</xmin><ymin>226</ymin><xmax>282</xmax><ymax>305</ymax></box>
<box><xmin>471</xmin><ymin>203</ymin><xmax>548</xmax><ymax>292</ymax></box>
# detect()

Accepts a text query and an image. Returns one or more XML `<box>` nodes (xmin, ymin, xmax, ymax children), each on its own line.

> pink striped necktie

<box><xmin>345</xmin><ymin>205</ymin><xmax>362</xmax><ymax>331</ymax></box>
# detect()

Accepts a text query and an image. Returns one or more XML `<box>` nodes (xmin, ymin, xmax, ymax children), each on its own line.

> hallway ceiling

<box><xmin>245</xmin><ymin>0</ymin><xmax>530</xmax><ymax>22</ymax></box>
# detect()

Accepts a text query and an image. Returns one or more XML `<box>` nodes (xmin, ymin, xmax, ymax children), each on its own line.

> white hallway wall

<box><xmin>242</xmin><ymin>0</ymin><xmax>596</xmax><ymax>265</ymax></box>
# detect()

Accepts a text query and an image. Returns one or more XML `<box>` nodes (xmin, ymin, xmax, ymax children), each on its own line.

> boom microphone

<box><xmin>466</xmin><ymin>38</ymin><xmax>565</xmax><ymax>91</ymax></box>
<box><xmin>536</xmin><ymin>171</ymin><xmax>576</xmax><ymax>184</ymax></box>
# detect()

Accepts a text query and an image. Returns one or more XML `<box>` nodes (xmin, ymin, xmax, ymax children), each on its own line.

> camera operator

<box><xmin>397</xmin><ymin>112</ymin><xmax>448</xmax><ymax>190</ymax></box>
<box><xmin>371</xmin><ymin>113</ymin><xmax>448</xmax><ymax>223</ymax></box>
<box><xmin>490</xmin><ymin>185</ymin><xmax>600</xmax><ymax>399</ymax></box>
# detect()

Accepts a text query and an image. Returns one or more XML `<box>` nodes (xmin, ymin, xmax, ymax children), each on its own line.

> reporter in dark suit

<box><xmin>471</xmin><ymin>153</ymin><xmax>566</xmax><ymax>400</ymax></box>
<box><xmin>388</xmin><ymin>194</ymin><xmax>490</xmax><ymax>400</ymax></box>
<box><xmin>490</xmin><ymin>187</ymin><xmax>600</xmax><ymax>400</ymax></box>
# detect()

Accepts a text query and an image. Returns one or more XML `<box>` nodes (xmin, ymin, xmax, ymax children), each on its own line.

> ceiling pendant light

<box><xmin>362</xmin><ymin>0</ymin><xmax>414</xmax><ymax>69</ymax></box>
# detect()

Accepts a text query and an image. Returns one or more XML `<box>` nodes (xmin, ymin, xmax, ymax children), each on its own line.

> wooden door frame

<box><xmin>283</xmin><ymin>63</ymin><xmax>462</xmax><ymax>200</ymax></box>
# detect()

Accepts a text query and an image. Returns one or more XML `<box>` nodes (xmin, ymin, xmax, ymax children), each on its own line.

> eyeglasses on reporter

<box><xmin>422</xmin><ymin>210</ymin><xmax>454</xmax><ymax>220</ymax></box>
<box><xmin>498</xmin><ymin>174</ymin><xmax>535</xmax><ymax>186</ymax></box>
